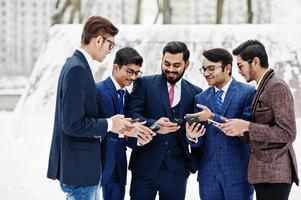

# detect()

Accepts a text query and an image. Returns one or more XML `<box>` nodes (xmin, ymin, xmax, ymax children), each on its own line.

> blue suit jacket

<box><xmin>192</xmin><ymin>79</ymin><xmax>256</xmax><ymax>184</ymax></box>
<box><xmin>96</xmin><ymin>77</ymin><xmax>137</xmax><ymax>187</ymax></box>
<box><xmin>126</xmin><ymin>75</ymin><xmax>202</xmax><ymax>178</ymax></box>
<box><xmin>47</xmin><ymin>50</ymin><xmax>108</xmax><ymax>186</ymax></box>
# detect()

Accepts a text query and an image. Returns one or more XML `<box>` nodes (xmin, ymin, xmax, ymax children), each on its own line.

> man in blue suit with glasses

<box><xmin>96</xmin><ymin>47</ymin><xmax>154</xmax><ymax>200</ymax></box>
<box><xmin>186</xmin><ymin>48</ymin><xmax>255</xmax><ymax>200</ymax></box>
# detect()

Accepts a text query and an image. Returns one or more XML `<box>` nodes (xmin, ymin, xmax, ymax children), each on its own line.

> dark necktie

<box><xmin>215</xmin><ymin>90</ymin><xmax>224</xmax><ymax>113</ymax></box>
<box><xmin>117</xmin><ymin>89</ymin><xmax>125</xmax><ymax>114</ymax></box>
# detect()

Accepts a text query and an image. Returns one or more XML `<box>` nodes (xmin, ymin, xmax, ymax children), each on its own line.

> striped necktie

<box><xmin>215</xmin><ymin>90</ymin><xmax>224</xmax><ymax>113</ymax></box>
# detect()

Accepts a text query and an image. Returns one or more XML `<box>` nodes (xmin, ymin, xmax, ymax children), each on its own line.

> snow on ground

<box><xmin>0</xmin><ymin>111</ymin><xmax>300</xmax><ymax>199</ymax></box>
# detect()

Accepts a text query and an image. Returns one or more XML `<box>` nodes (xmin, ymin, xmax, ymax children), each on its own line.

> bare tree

<box><xmin>134</xmin><ymin>0</ymin><xmax>142</xmax><ymax>24</ymax></box>
<box><xmin>216</xmin><ymin>0</ymin><xmax>224</xmax><ymax>24</ymax></box>
<box><xmin>247</xmin><ymin>0</ymin><xmax>253</xmax><ymax>23</ymax></box>
<box><xmin>154</xmin><ymin>0</ymin><xmax>172</xmax><ymax>24</ymax></box>
<box><xmin>52</xmin><ymin>0</ymin><xmax>82</xmax><ymax>25</ymax></box>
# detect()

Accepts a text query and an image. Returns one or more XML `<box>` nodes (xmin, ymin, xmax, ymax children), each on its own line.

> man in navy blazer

<box><xmin>126</xmin><ymin>41</ymin><xmax>202</xmax><ymax>200</ymax></box>
<box><xmin>96</xmin><ymin>47</ymin><xmax>154</xmax><ymax>200</ymax></box>
<box><xmin>186</xmin><ymin>48</ymin><xmax>255</xmax><ymax>200</ymax></box>
<box><xmin>47</xmin><ymin>16</ymin><xmax>134</xmax><ymax>200</ymax></box>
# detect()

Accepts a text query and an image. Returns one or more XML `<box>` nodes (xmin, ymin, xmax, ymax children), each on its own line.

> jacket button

<box><xmin>165</xmin><ymin>141</ymin><xmax>169</xmax><ymax>146</ymax></box>
<box><xmin>218</xmin><ymin>146</ymin><xmax>221</xmax><ymax>151</ymax></box>
<box><xmin>251</xmin><ymin>149</ymin><xmax>254</xmax><ymax>153</ymax></box>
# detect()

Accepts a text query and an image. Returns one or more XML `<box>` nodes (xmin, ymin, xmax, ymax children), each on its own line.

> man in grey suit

<box><xmin>221</xmin><ymin>39</ymin><xmax>299</xmax><ymax>200</ymax></box>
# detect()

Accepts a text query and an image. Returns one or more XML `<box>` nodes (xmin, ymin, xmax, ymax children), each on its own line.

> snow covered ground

<box><xmin>0</xmin><ymin>111</ymin><xmax>300</xmax><ymax>200</ymax></box>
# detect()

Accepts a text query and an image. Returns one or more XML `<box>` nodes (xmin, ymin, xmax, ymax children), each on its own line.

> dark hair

<box><xmin>113</xmin><ymin>47</ymin><xmax>143</xmax><ymax>67</ymax></box>
<box><xmin>232</xmin><ymin>39</ymin><xmax>269</xmax><ymax>68</ymax></box>
<box><xmin>162</xmin><ymin>41</ymin><xmax>190</xmax><ymax>62</ymax></box>
<box><xmin>81</xmin><ymin>16</ymin><xmax>119</xmax><ymax>45</ymax></box>
<box><xmin>203</xmin><ymin>48</ymin><xmax>233</xmax><ymax>76</ymax></box>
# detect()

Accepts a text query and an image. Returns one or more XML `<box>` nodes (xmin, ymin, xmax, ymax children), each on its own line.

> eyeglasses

<box><xmin>103</xmin><ymin>37</ymin><xmax>115</xmax><ymax>50</ymax></box>
<box><xmin>120</xmin><ymin>66</ymin><xmax>143</xmax><ymax>77</ymax></box>
<box><xmin>237</xmin><ymin>59</ymin><xmax>252</xmax><ymax>70</ymax></box>
<box><xmin>96</xmin><ymin>35</ymin><xmax>115</xmax><ymax>50</ymax></box>
<box><xmin>199</xmin><ymin>65</ymin><xmax>222</xmax><ymax>74</ymax></box>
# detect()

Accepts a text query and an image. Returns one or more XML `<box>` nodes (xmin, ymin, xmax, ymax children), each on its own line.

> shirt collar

<box><xmin>77</xmin><ymin>47</ymin><xmax>94</xmax><ymax>68</ymax></box>
<box><xmin>167</xmin><ymin>78</ymin><xmax>182</xmax><ymax>89</ymax></box>
<box><xmin>214</xmin><ymin>77</ymin><xmax>233</xmax><ymax>93</ymax></box>
<box><xmin>110</xmin><ymin>75</ymin><xmax>125</xmax><ymax>92</ymax></box>
<box><xmin>256</xmin><ymin>69</ymin><xmax>269</xmax><ymax>90</ymax></box>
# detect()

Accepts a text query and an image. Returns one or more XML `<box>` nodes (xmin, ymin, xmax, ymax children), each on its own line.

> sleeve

<box><xmin>249</xmin><ymin>83</ymin><xmax>296</xmax><ymax>143</ymax></box>
<box><xmin>61</xmin><ymin>66</ymin><xmax>108</xmax><ymax>138</ymax></box>
<box><xmin>126</xmin><ymin>78</ymin><xmax>156</xmax><ymax>127</ymax></box>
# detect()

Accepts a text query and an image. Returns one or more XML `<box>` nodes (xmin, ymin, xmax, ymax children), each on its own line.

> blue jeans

<box><xmin>60</xmin><ymin>182</ymin><xmax>101</xmax><ymax>200</ymax></box>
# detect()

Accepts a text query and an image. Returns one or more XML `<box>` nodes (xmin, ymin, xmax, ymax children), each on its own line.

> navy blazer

<box><xmin>96</xmin><ymin>77</ymin><xmax>137</xmax><ymax>187</ymax></box>
<box><xmin>126</xmin><ymin>75</ymin><xmax>202</xmax><ymax>178</ymax></box>
<box><xmin>47</xmin><ymin>50</ymin><xmax>108</xmax><ymax>186</ymax></box>
<box><xmin>192</xmin><ymin>79</ymin><xmax>256</xmax><ymax>184</ymax></box>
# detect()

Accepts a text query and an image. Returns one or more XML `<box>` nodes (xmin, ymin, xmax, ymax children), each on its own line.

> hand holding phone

<box><xmin>170</xmin><ymin>118</ymin><xmax>183</xmax><ymax>126</ymax></box>
<box><xmin>127</xmin><ymin>118</ymin><xmax>140</xmax><ymax>123</ymax></box>
<box><xmin>185</xmin><ymin>115</ymin><xmax>200</xmax><ymax>126</ymax></box>
<box><xmin>149</xmin><ymin>123</ymin><xmax>163</xmax><ymax>132</ymax></box>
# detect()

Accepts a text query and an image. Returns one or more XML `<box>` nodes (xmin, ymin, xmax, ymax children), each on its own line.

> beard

<box><xmin>162</xmin><ymin>69</ymin><xmax>185</xmax><ymax>85</ymax></box>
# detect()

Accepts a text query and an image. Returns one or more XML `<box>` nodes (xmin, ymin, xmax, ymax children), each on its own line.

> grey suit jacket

<box><xmin>247</xmin><ymin>69</ymin><xmax>299</xmax><ymax>185</ymax></box>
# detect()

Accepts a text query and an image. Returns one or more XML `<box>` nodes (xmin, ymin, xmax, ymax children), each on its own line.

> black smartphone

<box><xmin>185</xmin><ymin>115</ymin><xmax>200</xmax><ymax>126</ymax></box>
<box><xmin>170</xmin><ymin>118</ymin><xmax>183</xmax><ymax>125</ymax></box>
<box><xmin>149</xmin><ymin>123</ymin><xmax>163</xmax><ymax>132</ymax></box>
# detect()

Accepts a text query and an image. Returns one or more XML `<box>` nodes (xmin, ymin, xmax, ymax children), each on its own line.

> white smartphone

<box><xmin>207</xmin><ymin>118</ymin><xmax>222</xmax><ymax>126</ymax></box>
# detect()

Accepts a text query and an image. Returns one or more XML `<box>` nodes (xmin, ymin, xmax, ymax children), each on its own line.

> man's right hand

<box><xmin>186</xmin><ymin>104</ymin><xmax>213</xmax><ymax>121</ymax></box>
<box><xmin>110</xmin><ymin>114</ymin><xmax>132</xmax><ymax>135</ymax></box>
<box><xmin>156</xmin><ymin>117</ymin><xmax>180</xmax><ymax>134</ymax></box>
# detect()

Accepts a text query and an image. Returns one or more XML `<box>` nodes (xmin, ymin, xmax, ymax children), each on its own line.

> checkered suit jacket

<box><xmin>247</xmin><ymin>69</ymin><xmax>299</xmax><ymax>185</ymax></box>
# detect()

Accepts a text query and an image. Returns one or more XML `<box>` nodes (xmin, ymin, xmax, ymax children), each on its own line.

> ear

<box><xmin>95</xmin><ymin>35</ymin><xmax>104</xmax><ymax>45</ymax></box>
<box><xmin>225</xmin><ymin>64</ymin><xmax>232</xmax><ymax>73</ymax></box>
<box><xmin>112</xmin><ymin>64</ymin><xmax>120</xmax><ymax>73</ymax></box>
<box><xmin>253</xmin><ymin>57</ymin><xmax>261</xmax><ymax>67</ymax></box>
<box><xmin>185</xmin><ymin>61</ymin><xmax>190</xmax><ymax>70</ymax></box>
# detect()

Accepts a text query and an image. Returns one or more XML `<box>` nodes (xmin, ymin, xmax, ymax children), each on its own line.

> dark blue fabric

<box><xmin>96</xmin><ymin>77</ymin><xmax>137</xmax><ymax>199</ymax></box>
<box><xmin>215</xmin><ymin>90</ymin><xmax>224</xmax><ymax>114</ymax></box>
<box><xmin>47</xmin><ymin>50</ymin><xmax>108</xmax><ymax>186</ymax></box>
<box><xmin>189</xmin><ymin>79</ymin><xmax>256</xmax><ymax>199</ymax></box>
<box><xmin>126</xmin><ymin>74</ymin><xmax>202</xmax><ymax>199</ymax></box>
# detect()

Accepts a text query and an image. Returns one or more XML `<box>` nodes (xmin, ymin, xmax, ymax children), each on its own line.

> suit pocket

<box><xmin>69</xmin><ymin>138</ymin><xmax>96</xmax><ymax>151</ymax></box>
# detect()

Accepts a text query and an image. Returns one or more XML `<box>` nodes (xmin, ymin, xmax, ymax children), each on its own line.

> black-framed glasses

<box><xmin>103</xmin><ymin>37</ymin><xmax>115</xmax><ymax>50</ymax></box>
<box><xmin>120</xmin><ymin>65</ymin><xmax>142</xmax><ymax>77</ymax></box>
<box><xmin>199</xmin><ymin>65</ymin><xmax>223</xmax><ymax>74</ymax></box>
<box><xmin>96</xmin><ymin>35</ymin><xmax>115</xmax><ymax>50</ymax></box>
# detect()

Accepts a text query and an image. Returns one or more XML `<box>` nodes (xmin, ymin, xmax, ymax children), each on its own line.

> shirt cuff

<box><xmin>187</xmin><ymin>136</ymin><xmax>198</xmax><ymax>143</ymax></box>
<box><xmin>106</xmin><ymin>118</ymin><xmax>113</xmax><ymax>132</ymax></box>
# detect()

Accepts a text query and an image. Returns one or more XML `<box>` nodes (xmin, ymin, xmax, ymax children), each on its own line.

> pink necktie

<box><xmin>169</xmin><ymin>84</ymin><xmax>175</xmax><ymax>106</ymax></box>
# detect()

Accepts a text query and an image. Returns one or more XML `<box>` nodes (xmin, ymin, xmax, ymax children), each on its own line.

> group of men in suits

<box><xmin>47</xmin><ymin>15</ymin><xmax>298</xmax><ymax>200</ymax></box>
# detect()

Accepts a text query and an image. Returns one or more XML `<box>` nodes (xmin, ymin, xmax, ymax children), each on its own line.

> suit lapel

<box><xmin>159</xmin><ymin>75</ymin><xmax>173</xmax><ymax>118</ymax></box>
<box><xmin>251</xmin><ymin>69</ymin><xmax>274</xmax><ymax>119</ymax></box>
<box><xmin>74</xmin><ymin>50</ymin><xmax>95</xmax><ymax>86</ymax></box>
<box><xmin>179</xmin><ymin>80</ymin><xmax>191</xmax><ymax>117</ymax></box>
<box><xmin>104</xmin><ymin>77</ymin><xmax>120</xmax><ymax>114</ymax></box>
<box><xmin>209</xmin><ymin>87</ymin><xmax>217</xmax><ymax>113</ymax></box>
<box><xmin>220</xmin><ymin>79</ymin><xmax>237</xmax><ymax>116</ymax></box>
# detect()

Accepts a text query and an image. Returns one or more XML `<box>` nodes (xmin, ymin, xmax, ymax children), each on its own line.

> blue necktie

<box><xmin>117</xmin><ymin>89</ymin><xmax>125</xmax><ymax>114</ymax></box>
<box><xmin>215</xmin><ymin>90</ymin><xmax>224</xmax><ymax>113</ymax></box>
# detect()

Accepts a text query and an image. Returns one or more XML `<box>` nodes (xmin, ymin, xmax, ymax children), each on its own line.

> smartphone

<box><xmin>207</xmin><ymin>118</ymin><xmax>221</xmax><ymax>126</ymax></box>
<box><xmin>170</xmin><ymin>118</ymin><xmax>183</xmax><ymax>126</ymax></box>
<box><xmin>149</xmin><ymin>123</ymin><xmax>163</xmax><ymax>132</ymax></box>
<box><xmin>128</xmin><ymin>118</ymin><xmax>140</xmax><ymax>123</ymax></box>
<box><xmin>185</xmin><ymin>115</ymin><xmax>200</xmax><ymax>126</ymax></box>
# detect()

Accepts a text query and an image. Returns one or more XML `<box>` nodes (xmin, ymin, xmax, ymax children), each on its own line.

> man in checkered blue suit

<box><xmin>186</xmin><ymin>48</ymin><xmax>255</xmax><ymax>200</ymax></box>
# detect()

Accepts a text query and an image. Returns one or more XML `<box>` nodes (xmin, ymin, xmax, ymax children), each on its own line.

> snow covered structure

<box><xmin>15</xmin><ymin>24</ymin><xmax>301</xmax><ymax>120</ymax></box>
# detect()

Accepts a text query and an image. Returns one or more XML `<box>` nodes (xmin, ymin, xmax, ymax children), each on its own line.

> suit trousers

<box><xmin>102</xmin><ymin>166</ymin><xmax>125</xmax><ymax>200</ymax></box>
<box><xmin>254</xmin><ymin>183</ymin><xmax>292</xmax><ymax>200</ymax></box>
